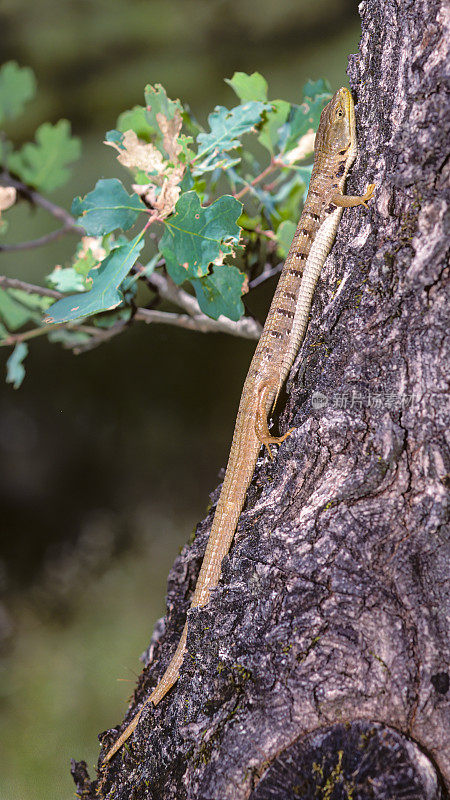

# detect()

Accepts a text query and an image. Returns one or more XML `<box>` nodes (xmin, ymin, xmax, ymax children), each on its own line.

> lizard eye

<box><xmin>335</xmin><ymin>107</ymin><xmax>344</xmax><ymax>120</ymax></box>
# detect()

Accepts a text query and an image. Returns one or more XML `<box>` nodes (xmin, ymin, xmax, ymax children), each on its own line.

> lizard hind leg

<box><xmin>255</xmin><ymin>381</ymin><xmax>295</xmax><ymax>460</ymax></box>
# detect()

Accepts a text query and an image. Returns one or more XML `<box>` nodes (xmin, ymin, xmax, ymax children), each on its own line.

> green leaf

<box><xmin>144</xmin><ymin>83</ymin><xmax>181</xmax><ymax>126</ymax></box>
<box><xmin>225</xmin><ymin>71</ymin><xmax>268</xmax><ymax>102</ymax></box>
<box><xmin>47</xmin><ymin>267</ymin><xmax>87</xmax><ymax>293</ymax></box>
<box><xmin>71</xmin><ymin>178</ymin><xmax>146</xmax><ymax>235</ymax></box>
<box><xmin>191</xmin><ymin>264</ymin><xmax>245</xmax><ymax>321</ymax></box>
<box><xmin>117</xmin><ymin>106</ymin><xmax>155</xmax><ymax>142</ymax></box>
<box><xmin>93</xmin><ymin>307</ymin><xmax>132</xmax><ymax>329</ymax></box>
<box><xmin>48</xmin><ymin>328</ymin><xmax>92</xmax><ymax>347</ymax></box>
<box><xmin>282</xmin><ymin>81</ymin><xmax>330</xmax><ymax>151</ymax></box>
<box><xmin>194</xmin><ymin>102</ymin><xmax>269</xmax><ymax>173</ymax></box>
<box><xmin>124</xmin><ymin>251</ymin><xmax>160</xmax><ymax>288</ymax></box>
<box><xmin>0</xmin><ymin>288</ymin><xmax>51</xmax><ymax>330</ymax></box>
<box><xmin>276</xmin><ymin>219</ymin><xmax>296</xmax><ymax>258</ymax></box>
<box><xmin>71</xmin><ymin>245</ymin><xmax>101</xmax><ymax>278</ymax></box>
<box><xmin>0</xmin><ymin>62</ymin><xmax>36</xmax><ymax>124</ymax></box>
<box><xmin>6</xmin><ymin>342</ymin><xmax>28</xmax><ymax>389</ymax></box>
<box><xmin>105</xmin><ymin>129</ymin><xmax>125</xmax><ymax>148</ymax></box>
<box><xmin>8</xmin><ymin>120</ymin><xmax>81</xmax><ymax>192</ymax></box>
<box><xmin>160</xmin><ymin>191</ymin><xmax>242</xmax><ymax>284</ymax></box>
<box><xmin>181</xmin><ymin>106</ymin><xmax>203</xmax><ymax>139</ymax></box>
<box><xmin>142</xmin><ymin>84</ymin><xmax>188</xmax><ymax>160</ymax></box>
<box><xmin>258</xmin><ymin>99</ymin><xmax>290</xmax><ymax>154</ymax></box>
<box><xmin>271</xmin><ymin>166</ymin><xmax>312</xmax><ymax>222</ymax></box>
<box><xmin>47</xmin><ymin>236</ymin><xmax>113</xmax><ymax>294</ymax></box>
<box><xmin>45</xmin><ymin>234</ymin><xmax>145</xmax><ymax>324</ymax></box>
<box><xmin>0</xmin><ymin>289</ymin><xmax>30</xmax><ymax>330</ymax></box>
<box><xmin>302</xmin><ymin>78</ymin><xmax>331</xmax><ymax>100</ymax></box>
<box><xmin>7</xmin><ymin>289</ymin><xmax>53</xmax><ymax>313</ymax></box>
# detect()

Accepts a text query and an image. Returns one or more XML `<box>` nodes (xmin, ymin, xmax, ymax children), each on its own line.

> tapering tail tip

<box><xmin>103</xmin><ymin>710</ymin><xmax>143</xmax><ymax>763</ymax></box>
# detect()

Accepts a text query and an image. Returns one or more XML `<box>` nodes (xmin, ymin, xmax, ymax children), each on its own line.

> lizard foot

<box><xmin>361</xmin><ymin>182</ymin><xmax>376</xmax><ymax>208</ymax></box>
<box><xmin>258</xmin><ymin>427</ymin><xmax>295</xmax><ymax>460</ymax></box>
<box><xmin>255</xmin><ymin>380</ymin><xmax>295</xmax><ymax>459</ymax></box>
<box><xmin>331</xmin><ymin>182</ymin><xmax>376</xmax><ymax>209</ymax></box>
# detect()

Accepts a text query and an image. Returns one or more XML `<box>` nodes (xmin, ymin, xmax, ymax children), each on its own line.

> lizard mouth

<box><xmin>339</xmin><ymin>87</ymin><xmax>355</xmax><ymax>125</ymax></box>
<box><xmin>339</xmin><ymin>87</ymin><xmax>357</xmax><ymax>164</ymax></box>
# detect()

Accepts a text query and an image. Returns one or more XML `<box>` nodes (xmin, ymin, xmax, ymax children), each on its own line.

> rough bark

<box><xmin>73</xmin><ymin>0</ymin><xmax>450</xmax><ymax>797</ymax></box>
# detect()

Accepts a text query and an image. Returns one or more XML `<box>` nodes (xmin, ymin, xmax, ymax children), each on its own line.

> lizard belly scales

<box><xmin>104</xmin><ymin>87</ymin><xmax>375</xmax><ymax>762</ymax></box>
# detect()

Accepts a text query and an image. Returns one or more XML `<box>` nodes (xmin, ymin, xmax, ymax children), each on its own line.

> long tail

<box><xmin>104</xmin><ymin>415</ymin><xmax>260</xmax><ymax>762</ymax></box>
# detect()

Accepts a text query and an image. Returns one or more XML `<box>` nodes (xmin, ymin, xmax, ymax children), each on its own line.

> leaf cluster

<box><xmin>0</xmin><ymin>62</ymin><xmax>331</xmax><ymax>387</ymax></box>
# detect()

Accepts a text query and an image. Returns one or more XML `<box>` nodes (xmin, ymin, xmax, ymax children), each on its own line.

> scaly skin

<box><xmin>104</xmin><ymin>87</ymin><xmax>375</xmax><ymax>762</ymax></box>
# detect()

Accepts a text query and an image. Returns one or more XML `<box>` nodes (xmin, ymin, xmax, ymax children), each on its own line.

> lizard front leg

<box><xmin>255</xmin><ymin>380</ymin><xmax>294</xmax><ymax>459</ymax></box>
<box><xmin>331</xmin><ymin>182</ymin><xmax>375</xmax><ymax>209</ymax></box>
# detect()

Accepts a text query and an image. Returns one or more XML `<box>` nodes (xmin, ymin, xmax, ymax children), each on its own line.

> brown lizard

<box><xmin>104</xmin><ymin>86</ymin><xmax>375</xmax><ymax>762</ymax></box>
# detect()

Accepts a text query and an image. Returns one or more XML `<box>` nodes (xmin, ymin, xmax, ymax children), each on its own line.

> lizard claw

<box><xmin>259</xmin><ymin>427</ymin><xmax>296</xmax><ymax>459</ymax></box>
<box><xmin>362</xmin><ymin>182</ymin><xmax>376</xmax><ymax>208</ymax></box>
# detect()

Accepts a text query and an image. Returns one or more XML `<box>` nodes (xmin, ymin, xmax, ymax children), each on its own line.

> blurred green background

<box><xmin>0</xmin><ymin>1</ymin><xmax>360</xmax><ymax>797</ymax></box>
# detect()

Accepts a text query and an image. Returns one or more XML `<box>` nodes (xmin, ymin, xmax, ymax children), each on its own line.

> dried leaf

<box><xmin>156</xmin><ymin>109</ymin><xmax>183</xmax><ymax>160</ymax></box>
<box><xmin>108</xmin><ymin>120</ymin><xmax>186</xmax><ymax>218</ymax></box>
<box><xmin>280</xmin><ymin>130</ymin><xmax>316</xmax><ymax>165</ymax></box>
<box><xmin>0</xmin><ymin>186</ymin><xmax>16</xmax><ymax>212</ymax></box>
<box><xmin>107</xmin><ymin>130</ymin><xmax>165</xmax><ymax>175</ymax></box>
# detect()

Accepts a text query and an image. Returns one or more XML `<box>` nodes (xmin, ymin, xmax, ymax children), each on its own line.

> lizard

<box><xmin>104</xmin><ymin>86</ymin><xmax>375</xmax><ymax>762</ymax></box>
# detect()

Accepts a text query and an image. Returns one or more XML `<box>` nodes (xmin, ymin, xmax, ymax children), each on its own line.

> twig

<box><xmin>0</xmin><ymin>324</ymin><xmax>63</xmax><ymax>346</ymax></box>
<box><xmin>1</xmin><ymin>305</ymin><xmax>261</xmax><ymax>351</ymax></box>
<box><xmin>72</xmin><ymin>306</ymin><xmax>261</xmax><ymax>352</ymax></box>
<box><xmin>0</xmin><ymin>275</ymin><xmax>63</xmax><ymax>299</ymax></box>
<box><xmin>145</xmin><ymin>270</ymin><xmax>199</xmax><ymax>317</ymax></box>
<box><xmin>248</xmin><ymin>261</ymin><xmax>283</xmax><ymax>291</ymax></box>
<box><xmin>234</xmin><ymin>159</ymin><xmax>280</xmax><ymax>201</ymax></box>
<box><xmin>0</xmin><ymin>321</ymin><xmax>98</xmax><ymax>347</ymax></box>
<box><xmin>72</xmin><ymin>320</ymin><xmax>130</xmax><ymax>354</ymax></box>
<box><xmin>135</xmin><ymin>307</ymin><xmax>261</xmax><ymax>339</ymax></box>
<box><xmin>0</xmin><ymin>224</ymin><xmax>78</xmax><ymax>252</ymax></box>
<box><xmin>60</xmin><ymin>303</ymin><xmax>262</xmax><ymax>355</ymax></box>
<box><xmin>0</xmin><ymin>172</ymin><xmax>83</xmax><ymax>233</ymax></box>
<box><xmin>254</xmin><ymin>226</ymin><xmax>277</xmax><ymax>242</ymax></box>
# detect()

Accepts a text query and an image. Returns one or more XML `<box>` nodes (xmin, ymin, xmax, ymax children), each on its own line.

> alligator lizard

<box><xmin>104</xmin><ymin>86</ymin><xmax>374</xmax><ymax>762</ymax></box>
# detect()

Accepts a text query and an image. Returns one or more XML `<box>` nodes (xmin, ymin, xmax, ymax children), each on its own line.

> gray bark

<box><xmin>72</xmin><ymin>0</ymin><xmax>450</xmax><ymax>797</ymax></box>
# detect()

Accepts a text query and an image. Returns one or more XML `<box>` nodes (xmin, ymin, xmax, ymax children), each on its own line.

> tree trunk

<box><xmin>72</xmin><ymin>0</ymin><xmax>450</xmax><ymax>797</ymax></box>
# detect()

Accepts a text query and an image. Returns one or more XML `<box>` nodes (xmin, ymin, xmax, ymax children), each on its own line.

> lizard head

<box><xmin>315</xmin><ymin>87</ymin><xmax>357</xmax><ymax>177</ymax></box>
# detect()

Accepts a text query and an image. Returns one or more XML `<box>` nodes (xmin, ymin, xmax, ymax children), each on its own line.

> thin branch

<box><xmin>1</xmin><ymin>307</ymin><xmax>260</xmax><ymax>352</ymax></box>
<box><xmin>0</xmin><ymin>172</ymin><xmax>83</xmax><ymax>233</ymax></box>
<box><xmin>234</xmin><ymin>159</ymin><xmax>280</xmax><ymax>201</ymax></box>
<box><xmin>71</xmin><ymin>306</ymin><xmax>261</xmax><ymax>353</ymax></box>
<box><xmin>253</xmin><ymin>226</ymin><xmax>277</xmax><ymax>242</ymax></box>
<box><xmin>135</xmin><ymin>307</ymin><xmax>261</xmax><ymax>339</ymax></box>
<box><xmin>0</xmin><ymin>324</ymin><xmax>63</xmax><ymax>346</ymax></box>
<box><xmin>0</xmin><ymin>224</ymin><xmax>79</xmax><ymax>252</ymax></box>
<box><xmin>0</xmin><ymin>269</ymin><xmax>261</xmax><ymax>346</ymax></box>
<box><xmin>0</xmin><ymin>321</ymin><xmax>99</xmax><ymax>347</ymax></box>
<box><xmin>145</xmin><ymin>270</ymin><xmax>199</xmax><ymax>317</ymax></box>
<box><xmin>0</xmin><ymin>275</ymin><xmax>63</xmax><ymax>299</ymax></box>
<box><xmin>72</xmin><ymin>319</ymin><xmax>130</xmax><ymax>354</ymax></box>
<box><xmin>248</xmin><ymin>261</ymin><xmax>283</xmax><ymax>290</ymax></box>
<box><xmin>62</xmin><ymin>303</ymin><xmax>262</xmax><ymax>355</ymax></box>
